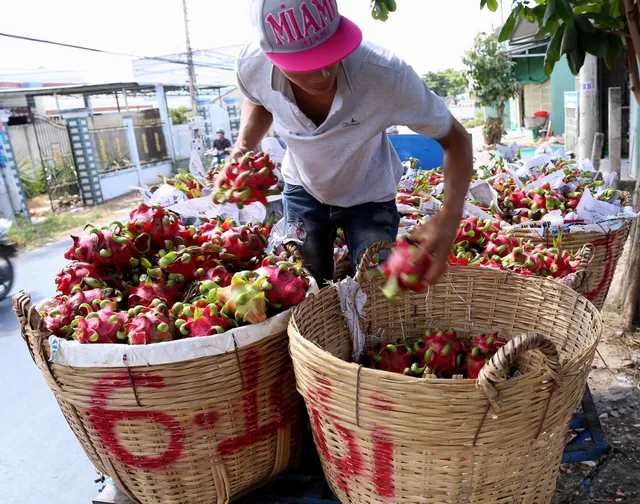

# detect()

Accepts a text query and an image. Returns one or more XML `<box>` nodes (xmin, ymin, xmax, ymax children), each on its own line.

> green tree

<box><xmin>482</xmin><ymin>0</ymin><xmax>640</xmax><ymax>105</ymax></box>
<box><xmin>462</xmin><ymin>32</ymin><xmax>518</xmax><ymax>145</ymax></box>
<box><xmin>170</xmin><ymin>106</ymin><xmax>191</xmax><ymax>126</ymax></box>
<box><xmin>423</xmin><ymin>69</ymin><xmax>468</xmax><ymax>98</ymax></box>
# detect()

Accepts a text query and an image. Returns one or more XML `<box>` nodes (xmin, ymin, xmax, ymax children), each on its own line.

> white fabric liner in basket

<box><xmin>45</xmin><ymin>282</ymin><xmax>318</xmax><ymax>368</ymax></box>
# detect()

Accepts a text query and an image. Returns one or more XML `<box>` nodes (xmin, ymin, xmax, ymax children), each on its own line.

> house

<box><xmin>500</xmin><ymin>20</ymin><xmax>630</xmax><ymax>158</ymax></box>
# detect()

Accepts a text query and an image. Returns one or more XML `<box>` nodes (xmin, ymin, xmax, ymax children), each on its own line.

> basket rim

<box><xmin>289</xmin><ymin>266</ymin><xmax>603</xmax><ymax>385</ymax></box>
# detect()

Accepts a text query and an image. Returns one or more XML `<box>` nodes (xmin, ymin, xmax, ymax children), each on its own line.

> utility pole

<box><xmin>578</xmin><ymin>54</ymin><xmax>598</xmax><ymax>160</ymax></box>
<box><xmin>182</xmin><ymin>0</ymin><xmax>198</xmax><ymax>115</ymax></box>
<box><xmin>609</xmin><ymin>87</ymin><xmax>622</xmax><ymax>184</ymax></box>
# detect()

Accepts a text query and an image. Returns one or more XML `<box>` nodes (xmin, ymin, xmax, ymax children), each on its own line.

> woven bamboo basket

<box><xmin>14</xmin><ymin>292</ymin><xmax>304</xmax><ymax>504</ymax></box>
<box><xmin>288</xmin><ymin>250</ymin><xmax>602</xmax><ymax>504</ymax></box>
<box><xmin>510</xmin><ymin>192</ymin><xmax>634</xmax><ymax>310</ymax></box>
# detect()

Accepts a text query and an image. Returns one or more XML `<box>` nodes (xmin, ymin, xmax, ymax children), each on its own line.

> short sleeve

<box><xmin>236</xmin><ymin>69</ymin><xmax>263</xmax><ymax>106</ymax></box>
<box><xmin>392</xmin><ymin>63</ymin><xmax>454</xmax><ymax>140</ymax></box>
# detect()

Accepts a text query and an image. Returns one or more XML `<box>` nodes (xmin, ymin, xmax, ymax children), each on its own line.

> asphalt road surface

<box><xmin>0</xmin><ymin>238</ymin><xmax>98</xmax><ymax>504</ymax></box>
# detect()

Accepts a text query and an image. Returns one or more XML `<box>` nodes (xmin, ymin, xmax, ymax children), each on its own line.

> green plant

<box><xmin>462</xmin><ymin>110</ymin><xmax>486</xmax><ymax>129</ymax></box>
<box><xmin>482</xmin><ymin>117</ymin><xmax>505</xmax><ymax>146</ymax></box>
<box><xmin>16</xmin><ymin>157</ymin><xmax>46</xmax><ymax>199</ymax></box>
<box><xmin>170</xmin><ymin>106</ymin><xmax>192</xmax><ymax>126</ymax></box>
<box><xmin>7</xmin><ymin>209</ymin><xmax>103</xmax><ymax>250</ymax></box>
<box><xmin>423</xmin><ymin>69</ymin><xmax>468</xmax><ymax>98</ymax></box>
<box><xmin>482</xmin><ymin>0</ymin><xmax>640</xmax><ymax>105</ymax></box>
<box><xmin>463</xmin><ymin>32</ymin><xmax>518</xmax><ymax>145</ymax></box>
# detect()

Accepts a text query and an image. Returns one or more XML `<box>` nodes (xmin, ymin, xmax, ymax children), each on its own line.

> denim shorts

<box><xmin>283</xmin><ymin>184</ymin><xmax>399</xmax><ymax>286</ymax></box>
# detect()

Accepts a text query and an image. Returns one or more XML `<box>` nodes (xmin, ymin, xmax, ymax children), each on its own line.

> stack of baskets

<box><xmin>14</xmin><ymin>293</ymin><xmax>304</xmax><ymax>504</ymax></box>
<box><xmin>289</xmin><ymin>262</ymin><xmax>603</xmax><ymax>503</ymax></box>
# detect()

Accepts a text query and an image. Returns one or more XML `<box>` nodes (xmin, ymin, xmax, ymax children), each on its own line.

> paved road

<box><xmin>0</xmin><ymin>238</ymin><xmax>98</xmax><ymax>504</ymax></box>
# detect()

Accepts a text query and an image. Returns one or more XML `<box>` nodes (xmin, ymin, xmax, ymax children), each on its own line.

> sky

<box><xmin>0</xmin><ymin>0</ymin><xmax>504</xmax><ymax>85</ymax></box>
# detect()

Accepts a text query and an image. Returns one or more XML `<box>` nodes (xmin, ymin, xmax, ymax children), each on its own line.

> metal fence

<box><xmin>89</xmin><ymin>109</ymin><xmax>169</xmax><ymax>174</ymax></box>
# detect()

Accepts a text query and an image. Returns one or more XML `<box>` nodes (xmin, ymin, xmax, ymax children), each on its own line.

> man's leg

<box><xmin>283</xmin><ymin>184</ymin><xmax>335</xmax><ymax>287</ymax></box>
<box><xmin>337</xmin><ymin>200</ymin><xmax>400</xmax><ymax>275</ymax></box>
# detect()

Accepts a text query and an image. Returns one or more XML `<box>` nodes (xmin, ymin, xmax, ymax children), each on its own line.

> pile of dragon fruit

<box><xmin>397</xmin><ymin>155</ymin><xmax>624</xmax><ymax>225</ymax></box>
<box><xmin>42</xmin><ymin>203</ymin><xmax>310</xmax><ymax>345</ymax></box>
<box><xmin>364</xmin><ymin>328</ymin><xmax>507</xmax><ymax>380</ymax></box>
<box><xmin>377</xmin><ymin>216</ymin><xmax>580</xmax><ymax>303</ymax></box>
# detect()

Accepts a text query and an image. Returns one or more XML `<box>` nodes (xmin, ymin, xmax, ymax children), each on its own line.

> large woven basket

<box><xmin>14</xmin><ymin>293</ymin><xmax>303</xmax><ymax>504</ymax></box>
<box><xmin>288</xmin><ymin>262</ymin><xmax>602</xmax><ymax>503</ymax></box>
<box><xmin>511</xmin><ymin>192</ymin><xmax>634</xmax><ymax>310</ymax></box>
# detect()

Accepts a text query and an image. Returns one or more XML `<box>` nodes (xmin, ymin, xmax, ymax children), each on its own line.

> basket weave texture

<box><xmin>13</xmin><ymin>292</ymin><xmax>303</xmax><ymax>504</ymax></box>
<box><xmin>511</xmin><ymin>193</ymin><xmax>634</xmax><ymax>310</ymax></box>
<box><xmin>288</xmin><ymin>266</ymin><xmax>602</xmax><ymax>504</ymax></box>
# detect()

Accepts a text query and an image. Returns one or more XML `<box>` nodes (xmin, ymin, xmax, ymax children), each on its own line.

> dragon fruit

<box><xmin>378</xmin><ymin>236</ymin><xmax>432</xmax><ymax>303</ymax></box>
<box><xmin>72</xmin><ymin>305</ymin><xmax>127</xmax><ymax>344</ymax></box>
<box><xmin>464</xmin><ymin>333</ymin><xmax>508</xmax><ymax>379</ymax></box>
<box><xmin>252</xmin><ymin>257</ymin><xmax>310</xmax><ymax>310</ymax></box>
<box><xmin>128</xmin><ymin>203</ymin><xmax>180</xmax><ymax>250</ymax></box>
<box><xmin>212</xmin><ymin>152</ymin><xmax>280</xmax><ymax>207</ymax></box>
<box><xmin>128</xmin><ymin>276</ymin><xmax>180</xmax><ymax>307</ymax></box>
<box><xmin>42</xmin><ymin>288</ymin><xmax>120</xmax><ymax>338</ymax></box>
<box><xmin>420</xmin><ymin>330</ymin><xmax>465</xmax><ymax>378</ymax></box>
<box><xmin>158</xmin><ymin>249</ymin><xmax>200</xmax><ymax>283</ymax></box>
<box><xmin>173</xmin><ymin>300</ymin><xmax>231</xmax><ymax>337</ymax></box>
<box><xmin>55</xmin><ymin>262</ymin><xmax>103</xmax><ymax>295</ymax></box>
<box><xmin>211</xmin><ymin>274</ymin><xmax>269</xmax><ymax>325</ymax></box>
<box><xmin>126</xmin><ymin>300</ymin><xmax>175</xmax><ymax>345</ymax></box>
<box><xmin>64</xmin><ymin>226</ymin><xmax>139</xmax><ymax>270</ymax></box>
<box><xmin>199</xmin><ymin>261</ymin><xmax>233</xmax><ymax>287</ymax></box>
<box><xmin>366</xmin><ymin>343</ymin><xmax>415</xmax><ymax>374</ymax></box>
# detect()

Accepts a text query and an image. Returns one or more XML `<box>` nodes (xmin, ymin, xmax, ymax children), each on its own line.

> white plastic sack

<box><xmin>46</xmin><ymin>282</ymin><xmax>318</xmax><ymax>368</ymax></box>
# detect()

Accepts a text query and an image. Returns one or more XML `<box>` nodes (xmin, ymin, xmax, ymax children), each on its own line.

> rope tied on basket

<box><xmin>477</xmin><ymin>333</ymin><xmax>563</xmax><ymax>413</ymax></box>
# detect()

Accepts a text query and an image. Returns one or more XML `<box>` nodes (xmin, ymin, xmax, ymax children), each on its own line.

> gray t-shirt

<box><xmin>236</xmin><ymin>39</ymin><xmax>453</xmax><ymax>208</ymax></box>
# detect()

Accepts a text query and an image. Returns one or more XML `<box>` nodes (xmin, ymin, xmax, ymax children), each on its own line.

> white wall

<box><xmin>99</xmin><ymin>160</ymin><xmax>173</xmax><ymax>200</ymax></box>
<box><xmin>172</xmin><ymin>124</ymin><xmax>192</xmax><ymax>160</ymax></box>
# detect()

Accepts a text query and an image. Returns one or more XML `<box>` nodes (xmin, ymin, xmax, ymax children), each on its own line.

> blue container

<box><xmin>388</xmin><ymin>134</ymin><xmax>443</xmax><ymax>170</ymax></box>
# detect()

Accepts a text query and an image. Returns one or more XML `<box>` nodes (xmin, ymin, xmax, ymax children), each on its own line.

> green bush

<box><xmin>17</xmin><ymin>157</ymin><xmax>46</xmax><ymax>199</ymax></box>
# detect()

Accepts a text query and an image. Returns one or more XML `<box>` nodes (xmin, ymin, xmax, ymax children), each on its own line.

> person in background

<box><xmin>213</xmin><ymin>128</ymin><xmax>232</xmax><ymax>164</ymax></box>
<box><xmin>227</xmin><ymin>0</ymin><xmax>473</xmax><ymax>286</ymax></box>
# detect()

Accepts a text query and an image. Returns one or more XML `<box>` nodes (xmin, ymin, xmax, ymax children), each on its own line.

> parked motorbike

<box><xmin>0</xmin><ymin>218</ymin><xmax>16</xmax><ymax>301</ymax></box>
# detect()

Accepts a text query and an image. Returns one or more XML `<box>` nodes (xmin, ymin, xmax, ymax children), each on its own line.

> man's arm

<box><xmin>416</xmin><ymin>119</ymin><xmax>473</xmax><ymax>283</ymax></box>
<box><xmin>228</xmin><ymin>99</ymin><xmax>274</xmax><ymax>162</ymax></box>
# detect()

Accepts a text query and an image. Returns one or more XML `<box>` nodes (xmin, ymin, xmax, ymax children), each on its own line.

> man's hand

<box><xmin>411</xmin><ymin>211</ymin><xmax>461</xmax><ymax>284</ymax></box>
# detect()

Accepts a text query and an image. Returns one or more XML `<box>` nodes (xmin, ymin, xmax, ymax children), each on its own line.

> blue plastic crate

<box><xmin>388</xmin><ymin>134</ymin><xmax>443</xmax><ymax>170</ymax></box>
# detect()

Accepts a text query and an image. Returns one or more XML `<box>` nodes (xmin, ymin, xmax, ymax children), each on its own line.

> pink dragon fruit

<box><xmin>215</xmin><ymin>274</ymin><xmax>269</xmax><ymax>325</ymax></box>
<box><xmin>64</xmin><ymin>226</ymin><xmax>139</xmax><ymax>270</ymax></box>
<box><xmin>55</xmin><ymin>262</ymin><xmax>103</xmax><ymax>295</ymax></box>
<box><xmin>128</xmin><ymin>203</ymin><xmax>180</xmax><ymax>250</ymax></box>
<box><xmin>72</xmin><ymin>305</ymin><xmax>127</xmax><ymax>344</ymax></box>
<box><xmin>125</xmin><ymin>300</ymin><xmax>175</xmax><ymax>345</ymax></box>
<box><xmin>377</xmin><ymin>236</ymin><xmax>432</xmax><ymax>303</ymax></box>
<box><xmin>173</xmin><ymin>300</ymin><xmax>231</xmax><ymax>337</ymax></box>
<box><xmin>128</xmin><ymin>276</ymin><xmax>180</xmax><ymax>307</ymax></box>
<box><xmin>252</xmin><ymin>257</ymin><xmax>310</xmax><ymax>310</ymax></box>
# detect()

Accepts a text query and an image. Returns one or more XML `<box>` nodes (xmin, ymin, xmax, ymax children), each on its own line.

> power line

<box><xmin>0</xmin><ymin>31</ymin><xmax>235</xmax><ymax>71</ymax></box>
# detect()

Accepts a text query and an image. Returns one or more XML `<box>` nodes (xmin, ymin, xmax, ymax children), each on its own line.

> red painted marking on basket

<box><xmin>307</xmin><ymin>378</ymin><xmax>365</xmax><ymax>496</ymax></box>
<box><xmin>194</xmin><ymin>411</ymin><xmax>220</xmax><ymax>430</ymax></box>
<box><xmin>216</xmin><ymin>351</ymin><xmax>293</xmax><ymax>456</ymax></box>
<box><xmin>585</xmin><ymin>235</ymin><xmax>616</xmax><ymax>302</ymax></box>
<box><xmin>372</xmin><ymin>394</ymin><xmax>395</xmax><ymax>411</ymax></box>
<box><xmin>242</xmin><ymin>348</ymin><xmax>261</xmax><ymax>433</ymax></box>
<box><xmin>89</xmin><ymin>373</ymin><xmax>186</xmax><ymax>470</ymax></box>
<box><xmin>371</xmin><ymin>427</ymin><xmax>396</xmax><ymax>498</ymax></box>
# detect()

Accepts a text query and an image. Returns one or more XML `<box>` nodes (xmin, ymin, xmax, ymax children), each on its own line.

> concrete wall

<box><xmin>172</xmin><ymin>124</ymin><xmax>191</xmax><ymax>160</ymax></box>
<box><xmin>6</xmin><ymin>124</ymin><xmax>43</xmax><ymax>177</ymax></box>
<box><xmin>99</xmin><ymin>160</ymin><xmax>173</xmax><ymax>200</ymax></box>
<box><xmin>550</xmin><ymin>56</ymin><xmax>576</xmax><ymax>136</ymax></box>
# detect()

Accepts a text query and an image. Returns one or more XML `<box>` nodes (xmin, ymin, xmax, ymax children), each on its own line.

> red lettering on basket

<box><xmin>89</xmin><ymin>373</ymin><xmax>186</xmax><ymax>470</ymax></box>
<box><xmin>194</xmin><ymin>411</ymin><xmax>220</xmax><ymax>430</ymax></box>
<box><xmin>216</xmin><ymin>351</ymin><xmax>293</xmax><ymax>456</ymax></box>
<box><xmin>307</xmin><ymin>377</ymin><xmax>368</xmax><ymax>496</ymax></box>
<box><xmin>371</xmin><ymin>427</ymin><xmax>396</xmax><ymax>498</ymax></box>
<box><xmin>372</xmin><ymin>394</ymin><xmax>395</xmax><ymax>412</ymax></box>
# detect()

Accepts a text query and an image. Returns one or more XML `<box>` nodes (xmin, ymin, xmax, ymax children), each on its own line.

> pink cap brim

<box><xmin>265</xmin><ymin>16</ymin><xmax>362</xmax><ymax>73</ymax></box>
